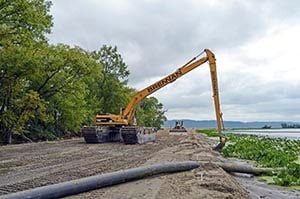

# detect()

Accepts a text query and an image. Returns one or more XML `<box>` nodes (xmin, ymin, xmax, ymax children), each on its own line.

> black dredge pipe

<box><xmin>217</xmin><ymin>162</ymin><xmax>277</xmax><ymax>175</ymax></box>
<box><xmin>0</xmin><ymin>161</ymin><xmax>200</xmax><ymax>199</ymax></box>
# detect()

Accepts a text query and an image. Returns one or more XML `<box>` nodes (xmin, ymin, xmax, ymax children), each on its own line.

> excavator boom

<box><xmin>122</xmin><ymin>54</ymin><xmax>208</xmax><ymax>125</ymax></box>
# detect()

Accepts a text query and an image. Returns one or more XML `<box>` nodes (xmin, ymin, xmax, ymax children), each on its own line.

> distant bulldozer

<box><xmin>169</xmin><ymin>120</ymin><xmax>187</xmax><ymax>132</ymax></box>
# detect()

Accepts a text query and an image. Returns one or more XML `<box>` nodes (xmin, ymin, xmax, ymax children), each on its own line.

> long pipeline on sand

<box><xmin>0</xmin><ymin>161</ymin><xmax>200</xmax><ymax>199</ymax></box>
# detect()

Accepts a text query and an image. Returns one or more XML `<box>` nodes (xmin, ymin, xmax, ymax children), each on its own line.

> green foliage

<box><xmin>0</xmin><ymin>41</ymin><xmax>100</xmax><ymax>142</ymax></box>
<box><xmin>196</xmin><ymin>129</ymin><xmax>219</xmax><ymax>137</ymax></box>
<box><xmin>0</xmin><ymin>0</ymin><xmax>53</xmax><ymax>143</ymax></box>
<box><xmin>222</xmin><ymin>134</ymin><xmax>300</xmax><ymax>186</ymax></box>
<box><xmin>0</xmin><ymin>1</ymin><xmax>167</xmax><ymax>144</ymax></box>
<box><xmin>26</xmin><ymin>122</ymin><xmax>57</xmax><ymax>141</ymax></box>
<box><xmin>92</xmin><ymin>45</ymin><xmax>130</xmax><ymax>81</ymax></box>
<box><xmin>273</xmin><ymin>163</ymin><xmax>300</xmax><ymax>186</ymax></box>
<box><xmin>91</xmin><ymin>45</ymin><xmax>130</xmax><ymax>114</ymax></box>
<box><xmin>135</xmin><ymin>97</ymin><xmax>167</xmax><ymax>129</ymax></box>
<box><xmin>13</xmin><ymin>90</ymin><xmax>48</xmax><ymax>134</ymax></box>
<box><xmin>28</xmin><ymin>44</ymin><xmax>99</xmax><ymax>135</ymax></box>
<box><xmin>0</xmin><ymin>0</ymin><xmax>53</xmax><ymax>46</ymax></box>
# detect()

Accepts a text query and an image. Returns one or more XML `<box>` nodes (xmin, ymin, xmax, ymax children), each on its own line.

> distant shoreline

<box><xmin>164</xmin><ymin>119</ymin><xmax>300</xmax><ymax>129</ymax></box>
<box><xmin>226</xmin><ymin>129</ymin><xmax>300</xmax><ymax>140</ymax></box>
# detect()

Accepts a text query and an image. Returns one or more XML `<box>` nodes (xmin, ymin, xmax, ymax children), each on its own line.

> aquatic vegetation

<box><xmin>196</xmin><ymin>129</ymin><xmax>219</xmax><ymax>137</ymax></box>
<box><xmin>223</xmin><ymin>134</ymin><xmax>300</xmax><ymax>186</ymax></box>
<box><xmin>197</xmin><ymin>129</ymin><xmax>300</xmax><ymax>186</ymax></box>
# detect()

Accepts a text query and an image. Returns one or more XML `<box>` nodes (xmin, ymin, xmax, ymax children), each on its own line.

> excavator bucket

<box><xmin>213</xmin><ymin>137</ymin><xmax>227</xmax><ymax>152</ymax></box>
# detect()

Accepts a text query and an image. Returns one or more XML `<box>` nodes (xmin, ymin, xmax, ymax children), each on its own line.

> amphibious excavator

<box><xmin>82</xmin><ymin>49</ymin><xmax>226</xmax><ymax>148</ymax></box>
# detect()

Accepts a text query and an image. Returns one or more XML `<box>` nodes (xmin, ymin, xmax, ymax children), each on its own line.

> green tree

<box><xmin>0</xmin><ymin>0</ymin><xmax>53</xmax><ymax>143</ymax></box>
<box><xmin>0</xmin><ymin>0</ymin><xmax>167</xmax><ymax>144</ymax></box>
<box><xmin>136</xmin><ymin>97</ymin><xmax>167</xmax><ymax>129</ymax></box>
<box><xmin>91</xmin><ymin>45</ymin><xmax>130</xmax><ymax>114</ymax></box>
<box><xmin>0</xmin><ymin>45</ymin><xmax>46</xmax><ymax>143</ymax></box>
<box><xmin>0</xmin><ymin>0</ymin><xmax>53</xmax><ymax>46</ymax></box>
<box><xmin>27</xmin><ymin>44</ymin><xmax>102</xmax><ymax>139</ymax></box>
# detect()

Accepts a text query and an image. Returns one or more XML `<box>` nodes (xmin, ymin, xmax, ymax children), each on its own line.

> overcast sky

<box><xmin>48</xmin><ymin>0</ymin><xmax>300</xmax><ymax>122</ymax></box>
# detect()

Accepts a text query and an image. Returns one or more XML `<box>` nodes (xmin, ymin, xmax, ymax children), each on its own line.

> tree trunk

<box><xmin>3</xmin><ymin>129</ymin><xmax>12</xmax><ymax>144</ymax></box>
<box><xmin>22</xmin><ymin>134</ymin><xmax>33</xmax><ymax>143</ymax></box>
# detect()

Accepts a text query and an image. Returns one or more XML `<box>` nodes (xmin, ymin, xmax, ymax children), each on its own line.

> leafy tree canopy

<box><xmin>0</xmin><ymin>0</ymin><xmax>167</xmax><ymax>144</ymax></box>
<box><xmin>0</xmin><ymin>0</ymin><xmax>53</xmax><ymax>46</ymax></box>
<box><xmin>136</xmin><ymin>97</ymin><xmax>167</xmax><ymax>129</ymax></box>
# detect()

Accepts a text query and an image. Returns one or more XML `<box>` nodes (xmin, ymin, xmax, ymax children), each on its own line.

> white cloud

<box><xmin>48</xmin><ymin>0</ymin><xmax>300</xmax><ymax>122</ymax></box>
<box><xmin>215</xmin><ymin>24</ymin><xmax>300</xmax><ymax>121</ymax></box>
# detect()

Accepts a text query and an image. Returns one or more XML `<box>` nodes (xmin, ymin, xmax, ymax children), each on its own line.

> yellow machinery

<box><xmin>169</xmin><ymin>120</ymin><xmax>187</xmax><ymax>132</ymax></box>
<box><xmin>82</xmin><ymin>49</ymin><xmax>226</xmax><ymax>147</ymax></box>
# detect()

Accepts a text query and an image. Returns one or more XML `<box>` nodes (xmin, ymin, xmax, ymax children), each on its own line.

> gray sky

<box><xmin>48</xmin><ymin>0</ymin><xmax>300</xmax><ymax>122</ymax></box>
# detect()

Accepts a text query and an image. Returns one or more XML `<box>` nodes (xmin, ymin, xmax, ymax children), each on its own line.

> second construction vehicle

<box><xmin>169</xmin><ymin>120</ymin><xmax>187</xmax><ymax>133</ymax></box>
<box><xmin>82</xmin><ymin>49</ymin><xmax>226</xmax><ymax>147</ymax></box>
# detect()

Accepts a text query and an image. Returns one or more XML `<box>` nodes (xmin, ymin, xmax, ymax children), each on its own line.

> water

<box><xmin>225</xmin><ymin>129</ymin><xmax>300</xmax><ymax>140</ymax></box>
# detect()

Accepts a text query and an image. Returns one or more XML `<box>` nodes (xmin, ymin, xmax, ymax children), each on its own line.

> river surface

<box><xmin>225</xmin><ymin>129</ymin><xmax>300</xmax><ymax>140</ymax></box>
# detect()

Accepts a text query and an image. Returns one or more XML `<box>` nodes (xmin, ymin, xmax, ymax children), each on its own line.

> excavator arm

<box><xmin>123</xmin><ymin>49</ymin><xmax>224</xmax><ymax>133</ymax></box>
<box><xmin>122</xmin><ymin>53</ymin><xmax>208</xmax><ymax>125</ymax></box>
<box><xmin>206</xmin><ymin>50</ymin><xmax>226</xmax><ymax>146</ymax></box>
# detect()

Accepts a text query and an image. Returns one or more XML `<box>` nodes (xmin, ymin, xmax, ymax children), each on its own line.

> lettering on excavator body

<box><xmin>147</xmin><ymin>70</ymin><xmax>183</xmax><ymax>93</ymax></box>
<box><xmin>211</xmin><ymin>71</ymin><xmax>218</xmax><ymax>96</ymax></box>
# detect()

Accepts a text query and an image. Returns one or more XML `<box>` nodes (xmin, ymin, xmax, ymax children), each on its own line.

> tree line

<box><xmin>0</xmin><ymin>0</ymin><xmax>166</xmax><ymax>144</ymax></box>
<box><xmin>281</xmin><ymin>123</ymin><xmax>300</xmax><ymax>128</ymax></box>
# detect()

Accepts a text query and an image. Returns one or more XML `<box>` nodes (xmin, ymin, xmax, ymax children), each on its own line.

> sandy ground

<box><xmin>0</xmin><ymin>129</ymin><xmax>299</xmax><ymax>198</ymax></box>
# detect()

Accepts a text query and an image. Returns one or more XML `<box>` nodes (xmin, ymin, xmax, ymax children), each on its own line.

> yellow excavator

<box><xmin>82</xmin><ymin>49</ymin><xmax>226</xmax><ymax>149</ymax></box>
